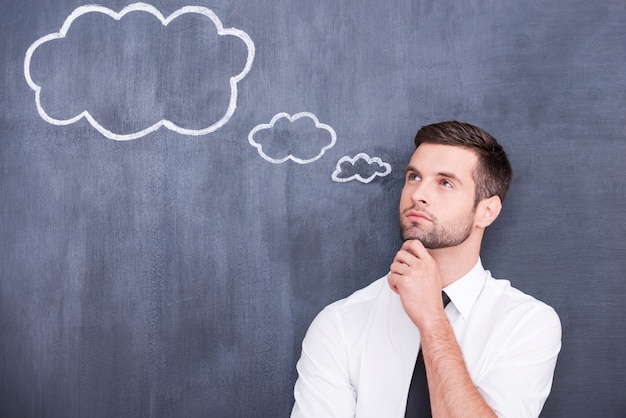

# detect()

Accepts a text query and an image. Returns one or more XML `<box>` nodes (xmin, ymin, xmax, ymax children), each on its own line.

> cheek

<box><xmin>399</xmin><ymin>187</ymin><xmax>411</xmax><ymax>205</ymax></box>
<box><xmin>442</xmin><ymin>195</ymin><xmax>474</xmax><ymax>215</ymax></box>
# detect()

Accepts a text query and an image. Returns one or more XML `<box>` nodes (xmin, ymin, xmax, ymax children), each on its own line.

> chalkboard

<box><xmin>1</xmin><ymin>0</ymin><xmax>625</xmax><ymax>416</ymax></box>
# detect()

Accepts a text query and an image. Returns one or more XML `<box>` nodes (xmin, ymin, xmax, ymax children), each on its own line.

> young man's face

<box><xmin>398</xmin><ymin>143</ymin><xmax>480</xmax><ymax>249</ymax></box>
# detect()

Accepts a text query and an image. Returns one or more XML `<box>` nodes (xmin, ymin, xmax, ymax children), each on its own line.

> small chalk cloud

<box><xmin>248</xmin><ymin>112</ymin><xmax>337</xmax><ymax>164</ymax></box>
<box><xmin>332</xmin><ymin>153</ymin><xmax>392</xmax><ymax>183</ymax></box>
<box><xmin>24</xmin><ymin>3</ymin><xmax>255</xmax><ymax>140</ymax></box>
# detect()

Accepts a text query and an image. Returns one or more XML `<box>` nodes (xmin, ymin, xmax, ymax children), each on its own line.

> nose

<box><xmin>410</xmin><ymin>183</ymin><xmax>430</xmax><ymax>207</ymax></box>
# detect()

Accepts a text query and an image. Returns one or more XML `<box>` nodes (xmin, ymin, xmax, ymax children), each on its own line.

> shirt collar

<box><xmin>443</xmin><ymin>258</ymin><xmax>487</xmax><ymax>320</ymax></box>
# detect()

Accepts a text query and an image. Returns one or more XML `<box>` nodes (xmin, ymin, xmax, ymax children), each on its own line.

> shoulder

<box><xmin>306</xmin><ymin>277</ymin><xmax>389</xmax><ymax>346</ymax></box>
<box><xmin>478</xmin><ymin>273</ymin><xmax>562</xmax><ymax>343</ymax></box>
<box><xmin>485</xmin><ymin>274</ymin><xmax>560</xmax><ymax>320</ymax></box>
<box><xmin>314</xmin><ymin>277</ymin><xmax>387</xmax><ymax>324</ymax></box>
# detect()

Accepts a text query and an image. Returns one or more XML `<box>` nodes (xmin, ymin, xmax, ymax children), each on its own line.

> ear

<box><xmin>475</xmin><ymin>196</ymin><xmax>502</xmax><ymax>228</ymax></box>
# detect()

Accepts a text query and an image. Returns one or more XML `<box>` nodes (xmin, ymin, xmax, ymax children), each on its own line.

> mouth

<box><xmin>404</xmin><ymin>209</ymin><xmax>433</xmax><ymax>223</ymax></box>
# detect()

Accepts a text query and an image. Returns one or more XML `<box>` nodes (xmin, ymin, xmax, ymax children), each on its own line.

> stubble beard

<box><xmin>398</xmin><ymin>207</ymin><xmax>475</xmax><ymax>249</ymax></box>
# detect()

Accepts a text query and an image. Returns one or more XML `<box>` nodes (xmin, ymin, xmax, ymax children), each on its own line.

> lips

<box><xmin>405</xmin><ymin>209</ymin><xmax>432</xmax><ymax>222</ymax></box>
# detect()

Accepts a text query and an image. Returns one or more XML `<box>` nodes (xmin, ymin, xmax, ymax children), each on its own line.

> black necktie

<box><xmin>405</xmin><ymin>291</ymin><xmax>451</xmax><ymax>417</ymax></box>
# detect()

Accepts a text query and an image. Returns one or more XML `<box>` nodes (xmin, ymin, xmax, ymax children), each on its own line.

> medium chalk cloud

<box><xmin>248</xmin><ymin>112</ymin><xmax>337</xmax><ymax>164</ymax></box>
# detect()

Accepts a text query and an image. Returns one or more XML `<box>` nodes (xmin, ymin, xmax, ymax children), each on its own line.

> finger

<box><xmin>387</xmin><ymin>273</ymin><xmax>400</xmax><ymax>294</ymax></box>
<box><xmin>393</xmin><ymin>249</ymin><xmax>418</xmax><ymax>267</ymax></box>
<box><xmin>402</xmin><ymin>239</ymin><xmax>430</xmax><ymax>260</ymax></box>
<box><xmin>389</xmin><ymin>259</ymin><xmax>410</xmax><ymax>274</ymax></box>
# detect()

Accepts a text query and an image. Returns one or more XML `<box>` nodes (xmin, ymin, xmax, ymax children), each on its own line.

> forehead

<box><xmin>408</xmin><ymin>143</ymin><xmax>478</xmax><ymax>179</ymax></box>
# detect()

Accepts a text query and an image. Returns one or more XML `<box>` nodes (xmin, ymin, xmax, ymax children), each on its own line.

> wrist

<box><xmin>415</xmin><ymin>308</ymin><xmax>450</xmax><ymax>340</ymax></box>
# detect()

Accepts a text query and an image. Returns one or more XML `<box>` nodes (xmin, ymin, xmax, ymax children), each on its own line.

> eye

<box><xmin>406</xmin><ymin>172</ymin><xmax>421</xmax><ymax>182</ymax></box>
<box><xmin>440</xmin><ymin>179</ymin><xmax>453</xmax><ymax>188</ymax></box>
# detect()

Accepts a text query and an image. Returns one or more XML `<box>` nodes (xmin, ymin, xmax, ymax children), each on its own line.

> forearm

<box><xmin>421</xmin><ymin>316</ymin><xmax>496</xmax><ymax>418</ymax></box>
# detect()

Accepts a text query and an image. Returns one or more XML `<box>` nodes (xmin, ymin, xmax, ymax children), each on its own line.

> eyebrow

<box><xmin>438</xmin><ymin>171</ymin><xmax>464</xmax><ymax>185</ymax></box>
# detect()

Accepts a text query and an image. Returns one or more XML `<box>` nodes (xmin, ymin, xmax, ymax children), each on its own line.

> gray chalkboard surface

<box><xmin>2</xmin><ymin>0</ymin><xmax>624</xmax><ymax>416</ymax></box>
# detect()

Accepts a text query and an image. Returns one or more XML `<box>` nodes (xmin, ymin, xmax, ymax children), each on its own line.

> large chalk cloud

<box><xmin>24</xmin><ymin>3</ymin><xmax>255</xmax><ymax>140</ymax></box>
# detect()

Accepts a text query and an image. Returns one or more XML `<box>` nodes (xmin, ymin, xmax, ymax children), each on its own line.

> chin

<box><xmin>399</xmin><ymin>226</ymin><xmax>424</xmax><ymax>243</ymax></box>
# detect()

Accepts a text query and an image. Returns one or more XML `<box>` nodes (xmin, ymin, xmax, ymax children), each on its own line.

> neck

<box><xmin>427</xmin><ymin>232</ymin><xmax>483</xmax><ymax>287</ymax></box>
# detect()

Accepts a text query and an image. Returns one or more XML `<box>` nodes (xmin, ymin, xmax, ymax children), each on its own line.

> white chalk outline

<box><xmin>248</xmin><ymin>112</ymin><xmax>337</xmax><ymax>164</ymax></box>
<box><xmin>24</xmin><ymin>2</ymin><xmax>255</xmax><ymax>141</ymax></box>
<box><xmin>331</xmin><ymin>152</ymin><xmax>392</xmax><ymax>183</ymax></box>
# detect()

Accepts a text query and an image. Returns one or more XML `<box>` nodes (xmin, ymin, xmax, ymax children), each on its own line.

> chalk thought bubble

<box><xmin>332</xmin><ymin>153</ymin><xmax>392</xmax><ymax>183</ymax></box>
<box><xmin>24</xmin><ymin>3</ymin><xmax>255</xmax><ymax>140</ymax></box>
<box><xmin>248</xmin><ymin>112</ymin><xmax>337</xmax><ymax>164</ymax></box>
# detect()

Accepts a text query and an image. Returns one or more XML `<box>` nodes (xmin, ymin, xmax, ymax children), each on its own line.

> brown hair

<box><xmin>413</xmin><ymin>121</ymin><xmax>513</xmax><ymax>204</ymax></box>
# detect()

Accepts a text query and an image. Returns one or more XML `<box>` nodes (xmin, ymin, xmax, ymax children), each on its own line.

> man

<box><xmin>291</xmin><ymin>121</ymin><xmax>561</xmax><ymax>417</ymax></box>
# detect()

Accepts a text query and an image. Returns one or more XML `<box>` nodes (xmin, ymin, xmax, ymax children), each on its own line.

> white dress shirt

<box><xmin>292</xmin><ymin>259</ymin><xmax>562</xmax><ymax>418</ymax></box>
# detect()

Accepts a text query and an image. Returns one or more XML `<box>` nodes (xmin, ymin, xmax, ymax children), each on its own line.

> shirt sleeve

<box><xmin>476</xmin><ymin>304</ymin><xmax>562</xmax><ymax>418</ymax></box>
<box><xmin>291</xmin><ymin>306</ymin><xmax>357</xmax><ymax>418</ymax></box>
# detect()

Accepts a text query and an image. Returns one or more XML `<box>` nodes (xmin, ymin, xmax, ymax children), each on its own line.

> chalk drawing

<box><xmin>332</xmin><ymin>153</ymin><xmax>392</xmax><ymax>183</ymax></box>
<box><xmin>248</xmin><ymin>112</ymin><xmax>337</xmax><ymax>164</ymax></box>
<box><xmin>24</xmin><ymin>3</ymin><xmax>255</xmax><ymax>141</ymax></box>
